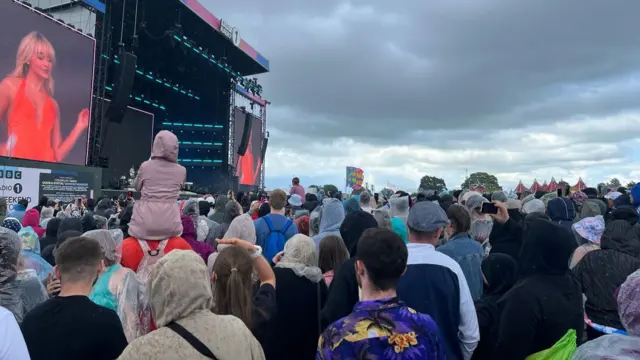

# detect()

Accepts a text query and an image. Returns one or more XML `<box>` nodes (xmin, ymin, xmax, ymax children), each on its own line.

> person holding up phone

<box><xmin>483</xmin><ymin>200</ymin><xmax>528</xmax><ymax>263</ymax></box>
<box><xmin>481</xmin><ymin>202</ymin><xmax>499</xmax><ymax>215</ymax></box>
<box><xmin>464</xmin><ymin>195</ymin><xmax>495</xmax><ymax>247</ymax></box>
<box><xmin>45</xmin><ymin>273</ymin><xmax>61</xmax><ymax>297</ymax></box>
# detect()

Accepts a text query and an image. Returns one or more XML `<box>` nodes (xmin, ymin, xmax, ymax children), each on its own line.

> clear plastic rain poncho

<box><xmin>0</xmin><ymin>228</ymin><xmax>47</xmax><ymax>323</ymax></box>
<box><xmin>85</xmin><ymin>229</ymin><xmax>146</xmax><ymax>341</ymax></box>
<box><xmin>465</xmin><ymin>195</ymin><xmax>494</xmax><ymax>253</ymax></box>
<box><xmin>389</xmin><ymin>195</ymin><xmax>410</xmax><ymax>222</ymax></box>
<box><xmin>18</xmin><ymin>227</ymin><xmax>53</xmax><ymax>281</ymax></box>
<box><xmin>571</xmin><ymin>269</ymin><xmax>640</xmax><ymax>359</ymax></box>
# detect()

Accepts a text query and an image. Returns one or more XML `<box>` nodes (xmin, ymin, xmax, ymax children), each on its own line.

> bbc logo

<box><xmin>0</xmin><ymin>170</ymin><xmax>22</xmax><ymax>180</ymax></box>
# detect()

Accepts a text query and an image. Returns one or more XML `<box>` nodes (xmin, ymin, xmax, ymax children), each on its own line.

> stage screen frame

<box><xmin>233</xmin><ymin>107</ymin><xmax>263</xmax><ymax>187</ymax></box>
<box><xmin>0</xmin><ymin>1</ymin><xmax>96</xmax><ymax>166</ymax></box>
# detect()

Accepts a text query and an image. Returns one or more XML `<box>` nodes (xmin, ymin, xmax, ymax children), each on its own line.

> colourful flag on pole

<box><xmin>346</xmin><ymin>167</ymin><xmax>364</xmax><ymax>190</ymax></box>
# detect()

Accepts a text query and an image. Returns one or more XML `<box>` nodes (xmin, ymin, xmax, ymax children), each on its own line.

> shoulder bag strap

<box><xmin>167</xmin><ymin>322</ymin><xmax>218</xmax><ymax>360</ymax></box>
<box><xmin>282</xmin><ymin>218</ymin><xmax>293</xmax><ymax>234</ymax></box>
<box><xmin>317</xmin><ymin>281</ymin><xmax>322</xmax><ymax>336</ymax></box>
<box><xmin>263</xmin><ymin>216</ymin><xmax>274</xmax><ymax>231</ymax></box>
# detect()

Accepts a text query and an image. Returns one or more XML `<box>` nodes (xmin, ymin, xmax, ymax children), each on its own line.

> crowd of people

<box><xmin>0</xmin><ymin>133</ymin><xmax>639</xmax><ymax>359</ymax></box>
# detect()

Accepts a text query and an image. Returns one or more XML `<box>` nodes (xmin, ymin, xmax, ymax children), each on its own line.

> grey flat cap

<box><xmin>407</xmin><ymin>201</ymin><xmax>449</xmax><ymax>232</ymax></box>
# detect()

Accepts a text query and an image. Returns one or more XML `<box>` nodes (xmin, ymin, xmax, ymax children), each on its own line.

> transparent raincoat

<box><xmin>18</xmin><ymin>227</ymin><xmax>53</xmax><ymax>281</ymax></box>
<box><xmin>85</xmin><ymin>229</ymin><xmax>146</xmax><ymax>341</ymax></box>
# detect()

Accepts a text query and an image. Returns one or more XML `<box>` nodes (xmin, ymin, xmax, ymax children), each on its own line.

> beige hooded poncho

<box><xmin>117</xmin><ymin>250</ymin><xmax>264</xmax><ymax>360</ymax></box>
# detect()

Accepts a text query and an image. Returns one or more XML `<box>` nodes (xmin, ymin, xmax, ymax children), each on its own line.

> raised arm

<box><xmin>52</xmin><ymin>103</ymin><xmax>89</xmax><ymax>161</ymax></box>
<box><xmin>217</xmin><ymin>238</ymin><xmax>276</xmax><ymax>288</ymax></box>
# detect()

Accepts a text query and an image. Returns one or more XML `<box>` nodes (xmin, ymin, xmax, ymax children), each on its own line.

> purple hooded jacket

<box><xmin>128</xmin><ymin>131</ymin><xmax>186</xmax><ymax>240</ymax></box>
<box><xmin>180</xmin><ymin>215</ymin><xmax>215</xmax><ymax>262</ymax></box>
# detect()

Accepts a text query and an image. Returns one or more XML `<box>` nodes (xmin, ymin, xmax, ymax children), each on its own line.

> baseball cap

<box><xmin>407</xmin><ymin>201</ymin><xmax>449</xmax><ymax>232</ymax></box>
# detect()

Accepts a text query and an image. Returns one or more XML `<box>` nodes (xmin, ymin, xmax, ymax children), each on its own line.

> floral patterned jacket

<box><xmin>317</xmin><ymin>297</ymin><xmax>446</xmax><ymax>360</ymax></box>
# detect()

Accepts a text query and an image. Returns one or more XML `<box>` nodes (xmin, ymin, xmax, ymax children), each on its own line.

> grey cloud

<box><xmin>199</xmin><ymin>0</ymin><xmax>640</xmax><ymax>190</ymax></box>
<box><xmin>208</xmin><ymin>0</ymin><xmax>640</xmax><ymax>142</ymax></box>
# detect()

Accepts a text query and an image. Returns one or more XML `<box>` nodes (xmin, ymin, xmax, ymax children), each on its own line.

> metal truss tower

<box><xmin>87</xmin><ymin>2</ymin><xmax>112</xmax><ymax>166</ymax></box>
<box><xmin>227</xmin><ymin>81</ymin><xmax>236</xmax><ymax>185</ymax></box>
<box><xmin>259</xmin><ymin>103</ymin><xmax>267</xmax><ymax>190</ymax></box>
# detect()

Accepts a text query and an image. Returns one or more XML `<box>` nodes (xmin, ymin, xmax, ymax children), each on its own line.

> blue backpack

<box><xmin>263</xmin><ymin>216</ymin><xmax>293</xmax><ymax>261</ymax></box>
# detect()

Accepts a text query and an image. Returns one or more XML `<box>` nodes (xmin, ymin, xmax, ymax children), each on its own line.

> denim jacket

<box><xmin>437</xmin><ymin>233</ymin><xmax>484</xmax><ymax>301</ymax></box>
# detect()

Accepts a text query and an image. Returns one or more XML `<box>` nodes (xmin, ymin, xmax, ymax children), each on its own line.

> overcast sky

<box><xmin>202</xmin><ymin>0</ymin><xmax>640</xmax><ymax>192</ymax></box>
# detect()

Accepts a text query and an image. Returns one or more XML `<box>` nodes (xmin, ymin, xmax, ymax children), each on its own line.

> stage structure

<box><xmin>231</xmin><ymin>85</ymin><xmax>269</xmax><ymax>191</ymax></box>
<box><xmin>41</xmin><ymin>0</ymin><xmax>270</xmax><ymax>194</ymax></box>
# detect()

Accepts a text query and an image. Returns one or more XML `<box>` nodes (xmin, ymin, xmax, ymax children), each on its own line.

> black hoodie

<box><xmin>81</xmin><ymin>213</ymin><xmax>99</xmax><ymax>233</ymax></box>
<box><xmin>42</xmin><ymin>230</ymin><xmax>83</xmax><ymax>266</ymax></box>
<box><xmin>321</xmin><ymin>211</ymin><xmax>378</xmax><ymax>329</ymax></box>
<box><xmin>573</xmin><ymin>219</ymin><xmax>640</xmax><ymax>331</ymax></box>
<box><xmin>42</xmin><ymin>218</ymin><xmax>84</xmax><ymax>265</ymax></box>
<box><xmin>198</xmin><ymin>201</ymin><xmax>211</xmax><ymax>217</ymax></box>
<box><xmin>489</xmin><ymin>215</ymin><xmax>525</xmax><ymax>262</ymax></box>
<box><xmin>494</xmin><ymin>219</ymin><xmax>583</xmax><ymax>359</ymax></box>
<box><xmin>33</xmin><ymin>196</ymin><xmax>48</xmax><ymax>215</ymax></box>
<box><xmin>473</xmin><ymin>254</ymin><xmax>518</xmax><ymax>360</ymax></box>
<box><xmin>302</xmin><ymin>194</ymin><xmax>320</xmax><ymax>213</ymax></box>
<box><xmin>39</xmin><ymin>218</ymin><xmax>61</xmax><ymax>250</ymax></box>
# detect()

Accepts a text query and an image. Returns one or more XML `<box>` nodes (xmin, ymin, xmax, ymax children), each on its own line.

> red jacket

<box><xmin>120</xmin><ymin>236</ymin><xmax>192</xmax><ymax>271</ymax></box>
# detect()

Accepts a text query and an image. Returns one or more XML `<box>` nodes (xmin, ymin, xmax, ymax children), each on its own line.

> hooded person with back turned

<box><xmin>117</xmin><ymin>250</ymin><xmax>265</xmax><ymax>360</ymax></box>
<box><xmin>493</xmin><ymin>218</ymin><xmax>583</xmax><ymax>359</ymax></box>
<box><xmin>572</xmin><ymin>218</ymin><xmax>640</xmax><ymax>338</ymax></box>
<box><xmin>121</xmin><ymin>131</ymin><xmax>192</xmax><ymax>274</ymax></box>
<box><xmin>128</xmin><ymin>130</ymin><xmax>185</xmax><ymax>240</ymax></box>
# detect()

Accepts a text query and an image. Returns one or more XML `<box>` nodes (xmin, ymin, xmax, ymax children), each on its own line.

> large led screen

<box><xmin>233</xmin><ymin>107</ymin><xmax>263</xmax><ymax>186</ymax></box>
<box><xmin>0</xmin><ymin>2</ymin><xmax>95</xmax><ymax>165</ymax></box>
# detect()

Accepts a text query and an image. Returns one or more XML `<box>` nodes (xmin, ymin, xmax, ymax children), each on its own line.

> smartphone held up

<box><xmin>481</xmin><ymin>202</ymin><xmax>499</xmax><ymax>215</ymax></box>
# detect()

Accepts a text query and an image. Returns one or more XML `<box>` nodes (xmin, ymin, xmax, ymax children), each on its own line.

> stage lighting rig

<box><xmin>164</xmin><ymin>34</ymin><xmax>265</xmax><ymax>97</ymax></box>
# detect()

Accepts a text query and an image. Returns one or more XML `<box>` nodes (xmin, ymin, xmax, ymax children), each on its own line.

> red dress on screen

<box><xmin>8</xmin><ymin>79</ymin><xmax>56</xmax><ymax>162</ymax></box>
<box><xmin>238</xmin><ymin>150</ymin><xmax>255</xmax><ymax>185</ymax></box>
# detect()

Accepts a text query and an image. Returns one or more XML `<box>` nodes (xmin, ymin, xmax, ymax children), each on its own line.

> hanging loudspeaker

<box><xmin>105</xmin><ymin>51</ymin><xmax>137</xmax><ymax>124</ymax></box>
<box><xmin>236</xmin><ymin>112</ymin><xmax>252</xmax><ymax>156</ymax></box>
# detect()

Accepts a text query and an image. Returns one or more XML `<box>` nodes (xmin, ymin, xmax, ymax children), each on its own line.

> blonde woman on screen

<box><xmin>0</xmin><ymin>31</ymin><xmax>89</xmax><ymax>162</ymax></box>
<box><xmin>237</xmin><ymin>131</ymin><xmax>262</xmax><ymax>186</ymax></box>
